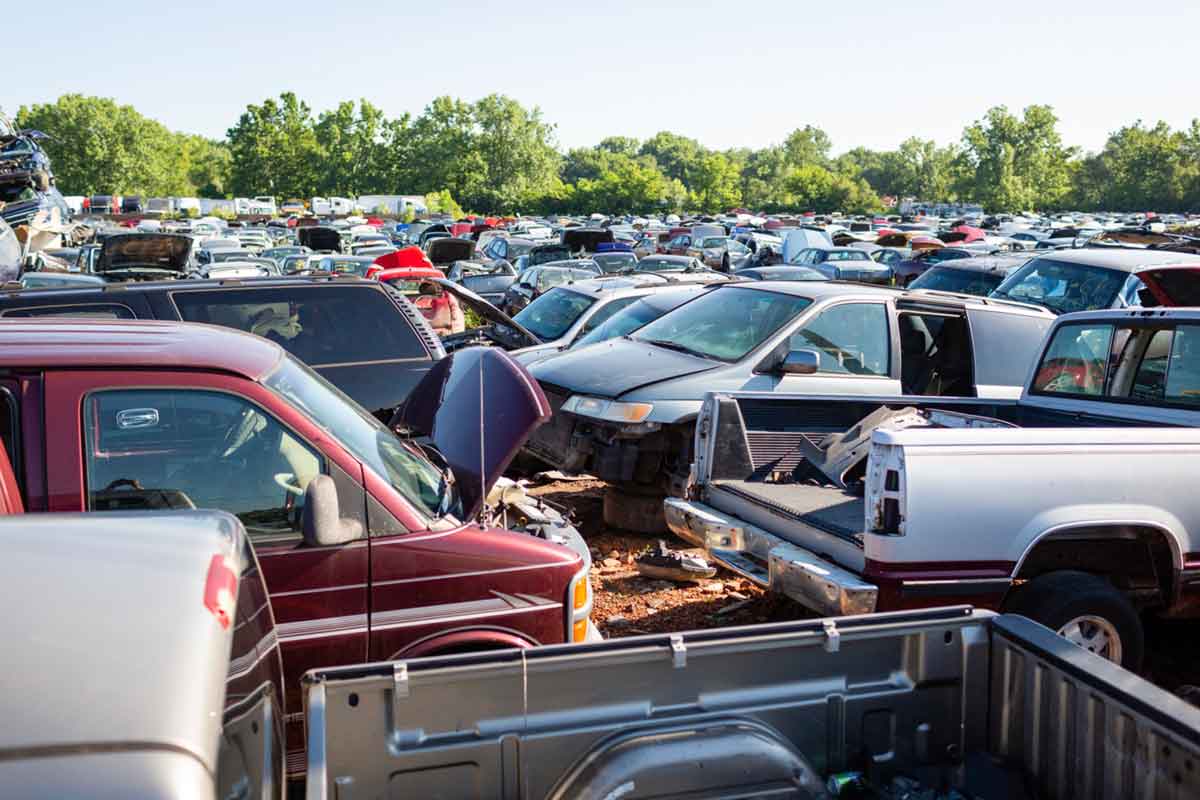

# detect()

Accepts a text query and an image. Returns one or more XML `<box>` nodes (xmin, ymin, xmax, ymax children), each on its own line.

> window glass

<box><xmin>1032</xmin><ymin>323</ymin><xmax>1113</xmax><ymax>396</ymax></box>
<box><xmin>172</xmin><ymin>286</ymin><xmax>426</xmax><ymax>365</ymax></box>
<box><xmin>513</xmin><ymin>288</ymin><xmax>596</xmax><ymax>341</ymax></box>
<box><xmin>83</xmin><ymin>389</ymin><xmax>323</xmax><ymax>544</ymax></box>
<box><xmin>826</xmin><ymin>250</ymin><xmax>869</xmax><ymax>262</ymax></box>
<box><xmin>790</xmin><ymin>303</ymin><xmax>890</xmax><ymax>376</ymax></box>
<box><xmin>2</xmin><ymin>304</ymin><xmax>134</xmax><ymax>319</ymax></box>
<box><xmin>1128</xmin><ymin>329</ymin><xmax>1174</xmax><ymax>403</ymax></box>
<box><xmin>991</xmin><ymin>258</ymin><xmax>1129</xmax><ymax>314</ymax></box>
<box><xmin>1166</xmin><ymin>325</ymin><xmax>1200</xmax><ymax>406</ymax></box>
<box><xmin>634</xmin><ymin>287</ymin><xmax>812</xmax><ymax>362</ymax></box>
<box><xmin>579</xmin><ymin>296</ymin><xmax>638</xmax><ymax>336</ymax></box>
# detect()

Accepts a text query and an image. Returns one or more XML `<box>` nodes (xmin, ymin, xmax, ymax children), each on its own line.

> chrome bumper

<box><xmin>664</xmin><ymin>498</ymin><xmax>878</xmax><ymax>617</ymax></box>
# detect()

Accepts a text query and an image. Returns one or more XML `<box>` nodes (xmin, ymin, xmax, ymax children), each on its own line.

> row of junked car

<box><xmin>6</xmin><ymin>261</ymin><xmax>1200</xmax><ymax>797</ymax></box>
<box><xmin>6</xmin><ymin>213</ymin><xmax>1200</xmax><ymax>792</ymax></box>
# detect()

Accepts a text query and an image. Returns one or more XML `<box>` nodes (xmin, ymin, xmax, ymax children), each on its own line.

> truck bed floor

<box><xmin>710</xmin><ymin>480</ymin><xmax>865</xmax><ymax>540</ymax></box>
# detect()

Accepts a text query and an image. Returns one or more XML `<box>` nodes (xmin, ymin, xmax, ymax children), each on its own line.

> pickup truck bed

<box><xmin>303</xmin><ymin>607</ymin><xmax>1200</xmax><ymax>799</ymax></box>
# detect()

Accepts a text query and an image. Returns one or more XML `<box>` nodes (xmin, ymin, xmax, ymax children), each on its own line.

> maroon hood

<box><xmin>395</xmin><ymin>347</ymin><xmax>550</xmax><ymax>520</ymax></box>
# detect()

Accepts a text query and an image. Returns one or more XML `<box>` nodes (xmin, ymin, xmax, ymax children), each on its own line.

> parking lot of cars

<box><xmin>5</xmin><ymin>119</ymin><xmax>1200</xmax><ymax>795</ymax></box>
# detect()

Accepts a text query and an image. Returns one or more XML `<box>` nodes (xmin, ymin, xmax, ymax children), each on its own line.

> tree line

<box><xmin>13</xmin><ymin>93</ymin><xmax>1200</xmax><ymax>215</ymax></box>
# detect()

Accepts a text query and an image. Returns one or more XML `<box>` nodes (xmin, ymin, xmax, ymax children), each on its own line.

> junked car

<box><xmin>501</xmin><ymin>261</ymin><xmax>600</xmax><ymax>315</ymax></box>
<box><xmin>525</xmin><ymin>281</ymin><xmax>1054</xmax><ymax>530</ymax></box>
<box><xmin>907</xmin><ymin>252</ymin><xmax>1031</xmax><ymax>296</ymax></box>
<box><xmin>444</xmin><ymin>259</ymin><xmax>518</xmax><ymax>305</ymax></box>
<box><xmin>94</xmin><ymin>232</ymin><xmax>195</xmax><ymax>282</ymax></box>
<box><xmin>687</xmin><ymin>235</ymin><xmax>753</xmax><ymax>272</ymax></box>
<box><xmin>989</xmin><ymin>248</ymin><xmax>1200</xmax><ymax>313</ymax></box>
<box><xmin>0</xmin><ymin>319</ymin><xmax>595</xmax><ymax>776</ymax></box>
<box><xmin>789</xmin><ymin>246</ymin><xmax>893</xmax><ymax>284</ymax></box>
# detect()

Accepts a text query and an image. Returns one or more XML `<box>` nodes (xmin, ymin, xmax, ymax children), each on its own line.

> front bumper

<box><xmin>664</xmin><ymin>497</ymin><xmax>878</xmax><ymax>617</ymax></box>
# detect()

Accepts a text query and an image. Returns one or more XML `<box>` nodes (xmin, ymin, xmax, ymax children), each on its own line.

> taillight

<box><xmin>203</xmin><ymin>554</ymin><xmax>238</xmax><ymax>629</ymax></box>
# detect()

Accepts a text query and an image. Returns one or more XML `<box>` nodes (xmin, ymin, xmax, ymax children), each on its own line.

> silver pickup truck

<box><xmin>666</xmin><ymin>306</ymin><xmax>1200</xmax><ymax>671</ymax></box>
<box><xmin>2</xmin><ymin>511</ymin><xmax>284</xmax><ymax>799</ymax></box>
<box><xmin>303</xmin><ymin>607</ymin><xmax>1200</xmax><ymax>799</ymax></box>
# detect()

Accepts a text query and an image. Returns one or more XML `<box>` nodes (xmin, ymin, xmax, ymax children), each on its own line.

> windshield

<box><xmin>592</xmin><ymin>253</ymin><xmax>639</xmax><ymax>273</ymax></box>
<box><xmin>909</xmin><ymin>266</ymin><xmax>1006</xmax><ymax>296</ymax></box>
<box><xmin>637</xmin><ymin>258</ymin><xmax>688</xmax><ymax>272</ymax></box>
<box><xmin>990</xmin><ymin>257</ymin><xmax>1131</xmax><ymax>313</ymax></box>
<box><xmin>699</xmin><ymin>237</ymin><xmax>726</xmax><ymax>249</ymax></box>
<box><xmin>633</xmin><ymin>286</ymin><xmax>812</xmax><ymax>362</ymax></box>
<box><xmin>265</xmin><ymin>355</ymin><xmax>455</xmax><ymax>521</ymax></box>
<box><xmin>921</xmin><ymin>249</ymin><xmax>971</xmax><ymax>264</ymax></box>
<box><xmin>574</xmin><ymin>295</ymin><xmax>684</xmax><ymax>348</ymax></box>
<box><xmin>530</xmin><ymin>245</ymin><xmax>571</xmax><ymax>265</ymax></box>
<box><xmin>826</xmin><ymin>250</ymin><xmax>869</xmax><ymax>262</ymax></box>
<box><xmin>318</xmin><ymin>258</ymin><xmax>372</xmax><ymax>276</ymax></box>
<box><xmin>513</xmin><ymin>287</ymin><xmax>596</xmax><ymax>341</ymax></box>
<box><xmin>506</xmin><ymin>241</ymin><xmax>534</xmax><ymax>259</ymax></box>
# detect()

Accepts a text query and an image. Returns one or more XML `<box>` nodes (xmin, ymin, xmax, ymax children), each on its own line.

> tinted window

<box><xmin>83</xmin><ymin>389</ymin><xmax>323</xmax><ymax>544</ymax></box>
<box><xmin>1165</xmin><ymin>325</ymin><xmax>1200</xmax><ymax>406</ymax></box>
<box><xmin>790</xmin><ymin>303</ymin><xmax>890</xmax><ymax>376</ymax></box>
<box><xmin>172</xmin><ymin>286</ymin><xmax>426</xmax><ymax>365</ymax></box>
<box><xmin>634</xmin><ymin>287</ymin><xmax>812</xmax><ymax>362</ymax></box>
<box><xmin>908</xmin><ymin>266</ymin><xmax>1006</xmax><ymax>296</ymax></box>
<box><xmin>3</xmin><ymin>303</ymin><xmax>135</xmax><ymax>319</ymax></box>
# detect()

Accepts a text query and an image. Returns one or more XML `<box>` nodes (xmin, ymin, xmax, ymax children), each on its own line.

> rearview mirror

<box><xmin>779</xmin><ymin>349</ymin><xmax>819</xmax><ymax>375</ymax></box>
<box><xmin>302</xmin><ymin>475</ymin><xmax>362</xmax><ymax>547</ymax></box>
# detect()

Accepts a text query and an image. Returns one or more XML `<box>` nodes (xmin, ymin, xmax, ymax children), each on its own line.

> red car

<box><xmin>0</xmin><ymin>319</ymin><xmax>593</xmax><ymax>776</ymax></box>
<box><xmin>375</xmin><ymin>265</ymin><xmax>465</xmax><ymax>336</ymax></box>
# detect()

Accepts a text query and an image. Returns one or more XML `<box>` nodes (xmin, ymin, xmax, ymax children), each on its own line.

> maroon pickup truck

<box><xmin>0</xmin><ymin>318</ymin><xmax>592</xmax><ymax>775</ymax></box>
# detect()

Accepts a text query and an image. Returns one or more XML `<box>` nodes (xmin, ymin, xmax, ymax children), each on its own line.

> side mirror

<box><xmin>520</xmin><ymin>281</ymin><xmax>533</xmax><ymax>290</ymax></box>
<box><xmin>779</xmin><ymin>349</ymin><xmax>819</xmax><ymax>375</ymax></box>
<box><xmin>301</xmin><ymin>475</ymin><xmax>362</xmax><ymax>547</ymax></box>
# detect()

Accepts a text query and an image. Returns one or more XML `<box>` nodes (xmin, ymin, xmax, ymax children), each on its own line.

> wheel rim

<box><xmin>1057</xmin><ymin>615</ymin><xmax>1123</xmax><ymax>663</ymax></box>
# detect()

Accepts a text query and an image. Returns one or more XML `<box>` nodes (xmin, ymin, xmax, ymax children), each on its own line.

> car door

<box><xmin>46</xmin><ymin>370</ymin><xmax>370</xmax><ymax>765</ymax></box>
<box><xmin>763</xmin><ymin>300</ymin><xmax>900</xmax><ymax>391</ymax></box>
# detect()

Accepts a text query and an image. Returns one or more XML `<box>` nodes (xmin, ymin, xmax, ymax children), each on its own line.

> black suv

<box><xmin>0</xmin><ymin>276</ymin><xmax>445</xmax><ymax>418</ymax></box>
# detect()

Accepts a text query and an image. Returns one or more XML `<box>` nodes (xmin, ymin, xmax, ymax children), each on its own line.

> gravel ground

<box><xmin>528</xmin><ymin>476</ymin><xmax>1200</xmax><ymax>693</ymax></box>
<box><xmin>528</xmin><ymin>478</ymin><xmax>813</xmax><ymax>638</ymax></box>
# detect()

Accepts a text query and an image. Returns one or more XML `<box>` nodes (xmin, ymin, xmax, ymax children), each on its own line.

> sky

<box><xmin>5</xmin><ymin>0</ymin><xmax>1200</xmax><ymax>156</ymax></box>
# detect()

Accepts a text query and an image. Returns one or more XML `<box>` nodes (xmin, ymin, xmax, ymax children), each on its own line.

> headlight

<box><xmin>562</xmin><ymin>395</ymin><xmax>654</xmax><ymax>423</ymax></box>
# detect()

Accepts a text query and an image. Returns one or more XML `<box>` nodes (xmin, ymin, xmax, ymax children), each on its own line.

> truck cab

<box><xmin>0</xmin><ymin>319</ymin><xmax>591</xmax><ymax>776</ymax></box>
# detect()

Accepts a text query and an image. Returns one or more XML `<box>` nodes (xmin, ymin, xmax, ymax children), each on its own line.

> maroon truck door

<box><xmin>43</xmin><ymin>369</ymin><xmax>370</xmax><ymax>770</ymax></box>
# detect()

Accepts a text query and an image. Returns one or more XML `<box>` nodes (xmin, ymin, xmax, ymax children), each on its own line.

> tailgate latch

<box><xmin>670</xmin><ymin>634</ymin><xmax>687</xmax><ymax>668</ymax></box>
<box><xmin>823</xmin><ymin>620</ymin><xmax>840</xmax><ymax>653</ymax></box>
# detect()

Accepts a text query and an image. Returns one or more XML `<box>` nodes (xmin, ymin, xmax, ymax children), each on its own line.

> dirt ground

<box><xmin>527</xmin><ymin>477</ymin><xmax>1200</xmax><ymax>693</ymax></box>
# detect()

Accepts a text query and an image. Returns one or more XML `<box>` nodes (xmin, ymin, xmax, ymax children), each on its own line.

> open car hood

<box><xmin>434</xmin><ymin>278</ymin><xmax>541</xmax><ymax>347</ymax></box>
<box><xmin>426</xmin><ymin>237</ymin><xmax>475</xmax><ymax>265</ymax></box>
<box><xmin>395</xmin><ymin>347</ymin><xmax>551</xmax><ymax>520</ymax></box>
<box><xmin>96</xmin><ymin>234</ymin><xmax>192</xmax><ymax>274</ymax></box>
<box><xmin>297</xmin><ymin>227</ymin><xmax>341</xmax><ymax>251</ymax></box>
<box><xmin>1137</xmin><ymin>265</ymin><xmax>1200</xmax><ymax>307</ymax></box>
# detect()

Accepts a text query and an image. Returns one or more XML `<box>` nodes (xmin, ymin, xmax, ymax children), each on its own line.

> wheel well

<box><xmin>392</xmin><ymin>629</ymin><xmax>535</xmax><ymax>659</ymax></box>
<box><xmin>1014</xmin><ymin>524</ymin><xmax>1176</xmax><ymax>609</ymax></box>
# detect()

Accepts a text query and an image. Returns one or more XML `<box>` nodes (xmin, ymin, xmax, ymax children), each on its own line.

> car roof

<box><xmin>742</xmin><ymin>280</ymin><xmax>901</xmax><ymax>301</ymax></box>
<box><xmin>1029</xmin><ymin>247</ymin><xmax>1200</xmax><ymax>272</ymax></box>
<box><xmin>639</xmin><ymin>255</ymin><xmax>694</xmax><ymax>263</ymax></box>
<box><xmin>0</xmin><ymin>318</ymin><xmax>283</xmax><ymax>377</ymax></box>
<box><xmin>928</xmin><ymin>253</ymin><xmax>1032</xmax><ymax>273</ymax></box>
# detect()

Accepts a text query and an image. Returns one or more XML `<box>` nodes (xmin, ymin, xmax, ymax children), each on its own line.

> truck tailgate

<box><xmin>303</xmin><ymin>607</ymin><xmax>990</xmax><ymax>800</ymax></box>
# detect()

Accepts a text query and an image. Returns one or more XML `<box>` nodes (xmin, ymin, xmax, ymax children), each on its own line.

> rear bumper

<box><xmin>664</xmin><ymin>497</ymin><xmax>878</xmax><ymax>617</ymax></box>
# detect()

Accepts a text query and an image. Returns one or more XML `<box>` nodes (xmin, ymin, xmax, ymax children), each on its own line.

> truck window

<box><xmin>1166</xmin><ymin>325</ymin><xmax>1200</xmax><ymax>406</ymax></box>
<box><xmin>170</xmin><ymin>286</ymin><xmax>427</xmax><ymax>367</ymax></box>
<box><xmin>2</xmin><ymin>303</ymin><xmax>135</xmax><ymax>319</ymax></box>
<box><xmin>1032</xmin><ymin>323</ymin><xmax>1113</xmax><ymax>396</ymax></box>
<box><xmin>790</xmin><ymin>302</ymin><xmax>890</xmax><ymax>376</ymax></box>
<box><xmin>83</xmin><ymin>389</ymin><xmax>322</xmax><ymax>544</ymax></box>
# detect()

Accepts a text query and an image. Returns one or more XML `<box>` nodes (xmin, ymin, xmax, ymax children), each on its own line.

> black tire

<box><xmin>1004</xmin><ymin>570</ymin><xmax>1144</xmax><ymax>671</ymax></box>
<box><xmin>721</xmin><ymin>255</ymin><xmax>730</xmax><ymax>273</ymax></box>
<box><xmin>603</xmin><ymin>485</ymin><xmax>667</xmax><ymax>534</ymax></box>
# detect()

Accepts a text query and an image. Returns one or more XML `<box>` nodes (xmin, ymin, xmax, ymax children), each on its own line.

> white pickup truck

<box><xmin>667</xmin><ymin>304</ymin><xmax>1200</xmax><ymax>670</ymax></box>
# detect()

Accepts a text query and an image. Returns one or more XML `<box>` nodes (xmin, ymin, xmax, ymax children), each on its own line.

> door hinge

<box><xmin>670</xmin><ymin>634</ymin><xmax>687</xmax><ymax>668</ymax></box>
<box><xmin>823</xmin><ymin>620</ymin><xmax>840</xmax><ymax>653</ymax></box>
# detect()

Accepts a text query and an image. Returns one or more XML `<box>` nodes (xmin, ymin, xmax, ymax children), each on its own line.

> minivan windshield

<box><xmin>265</xmin><ymin>355</ymin><xmax>455</xmax><ymax>521</ymax></box>
<box><xmin>990</xmin><ymin>257</ymin><xmax>1133</xmax><ymax>314</ymax></box>
<box><xmin>633</xmin><ymin>286</ymin><xmax>812</xmax><ymax>362</ymax></box>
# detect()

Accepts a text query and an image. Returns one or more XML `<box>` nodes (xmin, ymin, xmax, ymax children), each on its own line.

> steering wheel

<box><xmin>274</xmin><ymin>472</ymin><xmax>305</xmax><ymax>497</ymax></box>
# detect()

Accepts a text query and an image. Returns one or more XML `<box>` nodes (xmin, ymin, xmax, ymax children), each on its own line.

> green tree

<box><xmin>639</xmin><ymin>131</ymin><xmax>704</xmax><ymax>187</ymax></box>
<box><xmin>688</xmin><ymin>152</ymin><xmax>741</xmax><ymax>212</ymax></box>
<box><xmin>314</xmin><ymin>99</ymin><xmax>387</xmax><ymax>196</ymax></box>
<box><xmin>956</xmin><ymin>105</ymin><xmax>1075</xmax><ymax>211</ymax></box>
<box><xmin>17</xmin><ymin>94</ymin><xmax>190</xmax><ymax>196</ymax></box>
<box><xmin>226</xmin><ymin>92</ymin><xmax>321</xmax><ymax>199</ymax></box>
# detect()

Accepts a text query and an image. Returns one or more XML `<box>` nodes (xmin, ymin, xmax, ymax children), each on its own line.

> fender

<box><xmin>390</xmin><ymin>626</ymin><xmax>537</xmax><ymax>659</ymax></box>
<box><xmin>1011</xmin><ymin>507</ymin><xmax>1187</xmax><ymax>579</ymax></box>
